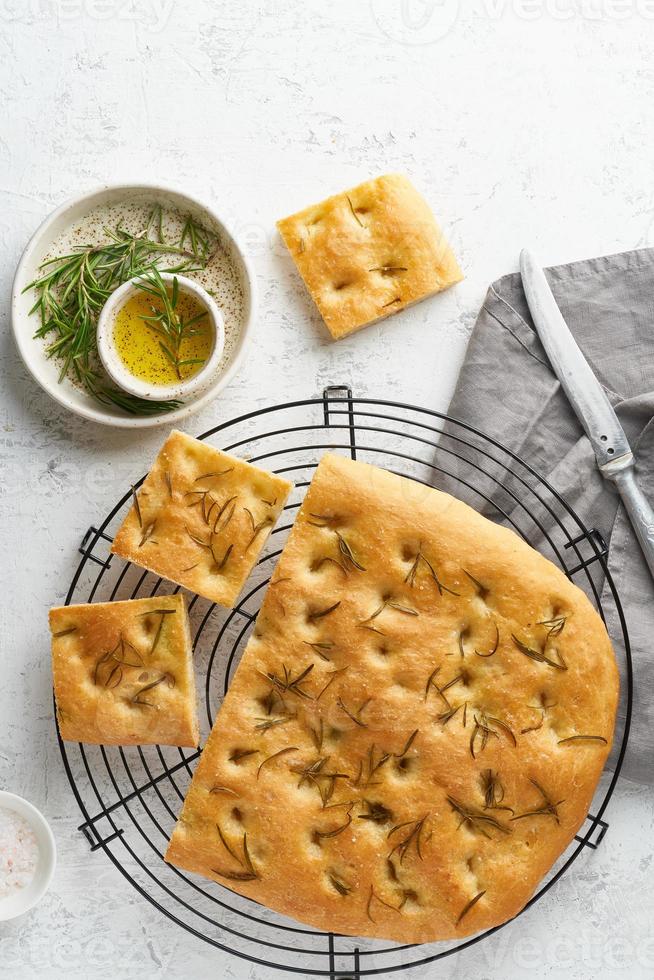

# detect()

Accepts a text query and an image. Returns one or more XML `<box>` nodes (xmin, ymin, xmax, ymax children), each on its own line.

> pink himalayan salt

<box><xmin>0</xmin><ymin>807</ymin><xmax>39</xmax><ymax>898</ymax></box>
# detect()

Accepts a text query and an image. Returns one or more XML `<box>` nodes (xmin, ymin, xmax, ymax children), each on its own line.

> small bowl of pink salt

<box><xmin>0</xmin><ymin>791</ymin><xmax>56</xmax><ymax>920</ymax></box>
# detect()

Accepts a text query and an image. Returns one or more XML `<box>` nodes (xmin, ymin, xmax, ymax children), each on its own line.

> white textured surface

<box><xmin>1</xmin><ymin>2</ymin><xmax>654</xmax><ymax>978</ymax></box>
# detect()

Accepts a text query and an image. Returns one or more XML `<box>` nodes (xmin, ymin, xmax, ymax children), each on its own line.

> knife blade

<box><xmin>520</xmin><ymin>249</ymin><xmax>630</xmax><ymax>468</ymax></box>
<box><xmin>520</xmin><ymin>248</ymin><xmax>654</xmax><ymax>578</ymax></box>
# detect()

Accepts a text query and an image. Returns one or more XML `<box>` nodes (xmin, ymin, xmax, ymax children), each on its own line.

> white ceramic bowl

<box><xmin>97</xmin><ymin>272</ymin><xmax>225</xmax><ymax>401</ymax></box>
<box><xmin>0</xmin><ymin>791</ymin><xmax>56</xmax><ymax>921</ymax></box>
<box><xmin>11</xmin><ymin>183</ymin><xmax>256</xmax><ymax>429</ymax></box>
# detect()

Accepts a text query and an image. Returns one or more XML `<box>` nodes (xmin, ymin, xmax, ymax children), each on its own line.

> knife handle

<box><xmin>607</xmin><ymin>465</ymin><xmax>654</xmax><ymax>579</ymax></box>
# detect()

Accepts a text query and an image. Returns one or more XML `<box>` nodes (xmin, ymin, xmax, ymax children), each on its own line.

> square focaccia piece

<box><xmin>277</xmin><ymin>173</ymin><xmax>463</xmax><ymax>339</ymax></box>
<box><xmin>165</xmin><ymin>453</ymin><xmax>618</xmax><ymax>944</ymax></box>
<box><xmin>49</xmin><ymin>594</ymin><xmax>198</xmax><ymax>746</ymax></box>
<box><xmin>111</xmin><ymin>430</ymin><xmax>293</xmax><ymax>607</ymax></box>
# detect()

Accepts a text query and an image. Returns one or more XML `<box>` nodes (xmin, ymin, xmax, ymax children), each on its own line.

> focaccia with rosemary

<box><xmin>50</xmin><ymin>594</ymin><xmax>198</xmax><ymax>746</ymax></box>
<box><xmin>277</xmin><ymin>173</ymin><xmax>463</xmax><ymax>339</ymax></box>
<box><xmin>165</xmin><ymin>453</ymin><xmax>618</xmax><ymax>943</ymax></box>
<box><xmin>111</xmin><ymin>430</ymin><xmax>293</xmax><ymax>607</ymax></box>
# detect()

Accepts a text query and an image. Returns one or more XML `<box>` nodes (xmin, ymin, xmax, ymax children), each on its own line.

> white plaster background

<box><xmin>1</xmin><ymin>1</ymin><xmax>654</xmax><ymax>978</ymax></box>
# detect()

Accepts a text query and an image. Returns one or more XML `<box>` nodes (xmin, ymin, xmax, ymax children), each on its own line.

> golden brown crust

<box><xmin>111</xmin><ymin>430</ymin><xmax>293</xmax><ymax>607</ymax></box>
<box><xmin>49</xmin><ymin>594</ymin><xmax>198</xmax><ymax>747</ymax></box>
<box><xmin>165</xmin><ymin>453</ymin><xmax>618</xmax><ymax>943</ymax></box>
<box><xmin>277</xmin><ymin>173</ymin><xmax>463</xmax><ymax>339</ymax></box>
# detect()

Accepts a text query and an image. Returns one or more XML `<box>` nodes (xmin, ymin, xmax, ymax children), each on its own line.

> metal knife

<box><xmin>520</xmin><ymin>248</ymin><xmax>654</xmax><ymax>578</ymax></box>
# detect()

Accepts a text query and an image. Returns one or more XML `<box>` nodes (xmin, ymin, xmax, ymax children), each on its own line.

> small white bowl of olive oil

<box><xmin>97</xmin><ymin>272</ymin><xmax>225</xmax><ymax>402</ymax></box>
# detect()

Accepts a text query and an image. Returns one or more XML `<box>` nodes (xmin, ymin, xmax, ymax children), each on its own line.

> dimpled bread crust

<box><xmin>165</xmin><ymin>453</ymin><xmax>618</xmax><ymax>943</ymax></box>
<box><xmin>111</xmin><ymin>430</ymin><xmax>293</xmax><ymax>608</ymax></box>
<box><xmin>50</xmin><ymin>594</ymin><xmax>199</xmax><ymax>747</ymax></box>
<box><xmin>277</xmin><ymin>174</ymin><xmax>463</xmax><ymax>339</ymax></box>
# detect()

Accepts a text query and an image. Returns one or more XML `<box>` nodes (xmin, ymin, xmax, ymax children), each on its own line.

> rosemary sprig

<box><xmin>405</xmin><ymin>548</ymin><xmax>459</xmax><ymax>596</ymax></box>
<box><xmin>212</xmin><ymin>542</ymin><xmax>233</xmax><ymax>572</ymax></box>
<box><xmin>260</xmin><ymin>663</ymin><xmax>315</xmax><ymax>700</ymax></box>
<box><xmin>480</xmin><ymin>769</ymin><xmax>514</xmax><ymax>813</ymax></box>
<box><xmin>521</xmin><ymin>693</ymin><xmax>556</xmax><ymax>734</ymax></box>
<box><xmin>146</xmin><ymin>608</ymin><xmax>175</xmax><ymax>656</ymax></box>
<box><xmin>366</xmin><ymin>885</ymin><xmax>401</xmax><ymax>922</ymax></box>
<box><xmin>308</xmin><ymin>601</ymin><xmax>341</xmax><ymax>621</ymax></box>
<box><xmin>25</xmin><ymin>211</ymin><xmax>214</xmax><ymax>414</ymax></box>
<box><xmin>127</xmin><ymin>673</ymin><xmax>170</xmax><ymax>706</ymax></box>
<box><xmin>463</xmin><ymin>569</ymin><xmax>490</xmax><ymax>600</ymax></box>
<box><xmin>213</xmin><ymin>822</ymin><xmax>259</xmax><ymax>882</ymax></box>
<box><xmin>425</xmin><ymin>666</ymin><xmax>462</xmax><ymax>705</ymax></box>
<box><xmin>368</xmin><ymin>265</ymin><xmax>408</xmax><ymax>276</ymax></box>
<box><xmin>138</xmin><ymin>519</ymin><xmax>157</xmax><ymax>547</ymax></box>
<box><xmin>308</xmin><ymin>717</ymin><xmax>324</xmax><ymax>751</ymax></box>
<box><xmin>353</xmin><ymin>729</ymin><xmax>419</xmax><ymax>789</ymax></box>
<box><xmin>313</xmin><ymin>808</ymin><xmax>353</xmax><ymax>842</ymax></box>
<box><xmin>346</xmin><ymin>195</ymin><xmax>364</xmax><ymax>227</ymax></box>
<box><xmin>336</xmin><ymin>696</ymin><xmax>371</xmax><ymax>728</ymax></box>
<box><xmin>388</xmin><ymin>815</ymin><xmax>429</xmax><ymax>864</ymax></box>
<box><xmin>437</xmin><ymin>703</ymin><xmax>464</xmax><ymax>725</ymax></box>
<box><xmin>469</xmin><ymin>711</ymin><xmax>516</xmax><ymax>759</ymax></box>
<box><xmin>102</xmin><ymin>658</ymin><xmax>123</xmax><ymax>690</ymax></box>
<box><xmin>447</xmin><ymin>796</ymin><xmax>511</xmax><ymax>839</ymax></box>
<box><xmin>537</xmin><ymin>616</ymin><xmax>567</xmax><ymax>638</ymax></box>
<box><xmin>316</xmin><ymin>666</ymin><xmax>349</xmax><ymax>700</ymax></box>
<box><xmin>213</xmin><ymin>495</ymin><xmax>238</xmax><ymax>534</ymax></box>
<box><xmin>303</xmin><ymin>640</ymin><xmax>334</xmax><ymax>661</ymax></box>
<box><xmin>520</xmin><ymin>714</ymin><xmax>544</xmax><ymax>735</ymax></box>
<box><xmin>290</xmin><ymin>756</ymin><xmax>350</xmax><ymax>806</ymax></box>
<box><xmin>327</xmin><ymin>870</ymin><xmax>352</xmax><ymax>896</ymax></box>
<box><xmin>53</xmin><ymin>626</ymin><xmax>77</xmax><ymax>637</ymax></box>
<box><xmin>131</xmin><ymin>485</ymin><xmax>143</xmax><ymax>527</ymax></box>
<box><xmin>256</xmin><ymin>746</ymin><xmax>298</xmax><ymax>779</ymax></box>
<box><xmin>335</xmin><ymin>531</ymin><xmax>366</xmax><ymax>571</ymax></box>
<box><xmin>360</xmin><ymin>596</ymin><xmax>418</xmax><ymax>629</ymax></box>
<box><xmin>354</xmin><ymin>744</ymin><xmax>390</xmax><ymax>788</ymax></box>
<box><xmin>253</xmin><ymin>716</ymin><xmax>290</xmax><ymax>733</ymax></box>
<box><xmin>474</xmin><ymin>622</ymin><xmax>500</xmax><ymax>658</ymax></box>
<box><xmin>512</xmin><ymin>634</ymin><xmax>568</xmax><ymax>671</ymax></box>
<box><xmin>195</xmin><ymin>468</ymin><xmax>233</xmax><ymax>482</ymax></box>
<box><xmin>212</xmin><ymin>867</ymin><xmax>259</xmax><ymax>883</ymax></box>
<box><xmin>307</xmin><ymin>512</ymin><xmax>337</xmax><ymax>527</ymax></box>
<box><xmin>557</xmin><ymin>734</ymin><xmax>607</xmax><ymax>746</ymax></box>
<box><xmin>456</xmin><ymin>890</ymin><xmax>485</xmax><ymax>926</ymax></box>
<box><xmin>135</xmin><ymin>267</ymin><xmax>208</xmax><ymax>381</ymax></box>
<box><xmin>397</xmin><ymin>729</ymin><xmax>419</xmax><ymax>758</ymax></box>
<box><xmin>511</xmin><ymin>778</ymin><xmax>564</xmax><ymax>824</ymax></box>
<box><xmin>93</xmin><ymin>635</ymin><xmax>145</xmax><ymax>687</ymax></box>
<box><xmin>259</xmin><ymin>686</ymin><xmax>288</xmax><ymax>717</ymax></box>
<box><xmin>244</xmin><ymin>508</ymin><xmax>273</xmax><ymax>549</ymax></box>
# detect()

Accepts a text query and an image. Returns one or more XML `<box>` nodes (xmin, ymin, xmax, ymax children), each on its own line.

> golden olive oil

<box><xmin>112</xmin><ymin>289</ymin><xmax>212</xmax><ymax>386</ymax></box>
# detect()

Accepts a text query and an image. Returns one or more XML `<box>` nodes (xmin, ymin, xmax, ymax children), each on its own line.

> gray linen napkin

<box><xmin>442</xmin><ymin>248</ymin><xmax>654</xmax><ymax>785</ymax></box>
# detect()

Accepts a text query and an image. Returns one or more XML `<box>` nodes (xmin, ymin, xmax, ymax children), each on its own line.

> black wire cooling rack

<box><xmin>57</xmin><ymin>387</ymin><xmax>633</xmax><ymax>979</ymax></box>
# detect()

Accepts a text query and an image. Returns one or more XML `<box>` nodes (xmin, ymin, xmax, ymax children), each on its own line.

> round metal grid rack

<box><xmin>58</xmin><ymin>387</ymin><xmax>632</xmax><ymax>978</ymax></box>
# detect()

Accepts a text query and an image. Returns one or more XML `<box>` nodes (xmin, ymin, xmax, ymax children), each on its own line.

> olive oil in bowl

<box><xmin>97</xmin><ymin>272</ymin><xmax>225</xmax><ymax>402</ymax></box>
<box><xmin>113</xmin><ymin>288</ymin><xmax>212</xmax><ymax>386</ymax></box>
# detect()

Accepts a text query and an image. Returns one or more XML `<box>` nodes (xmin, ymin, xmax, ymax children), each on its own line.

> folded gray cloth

<box><xmin>443</xmin><ymin>248</ymin><xmax>654</xmax><ymax>785</ymax></box>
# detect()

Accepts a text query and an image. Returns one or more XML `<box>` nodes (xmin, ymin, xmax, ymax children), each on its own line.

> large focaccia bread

<box><xmin>166</xmin><ymin>454</ymin><xmax>618</xmax><ymax>943</ymax></box>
